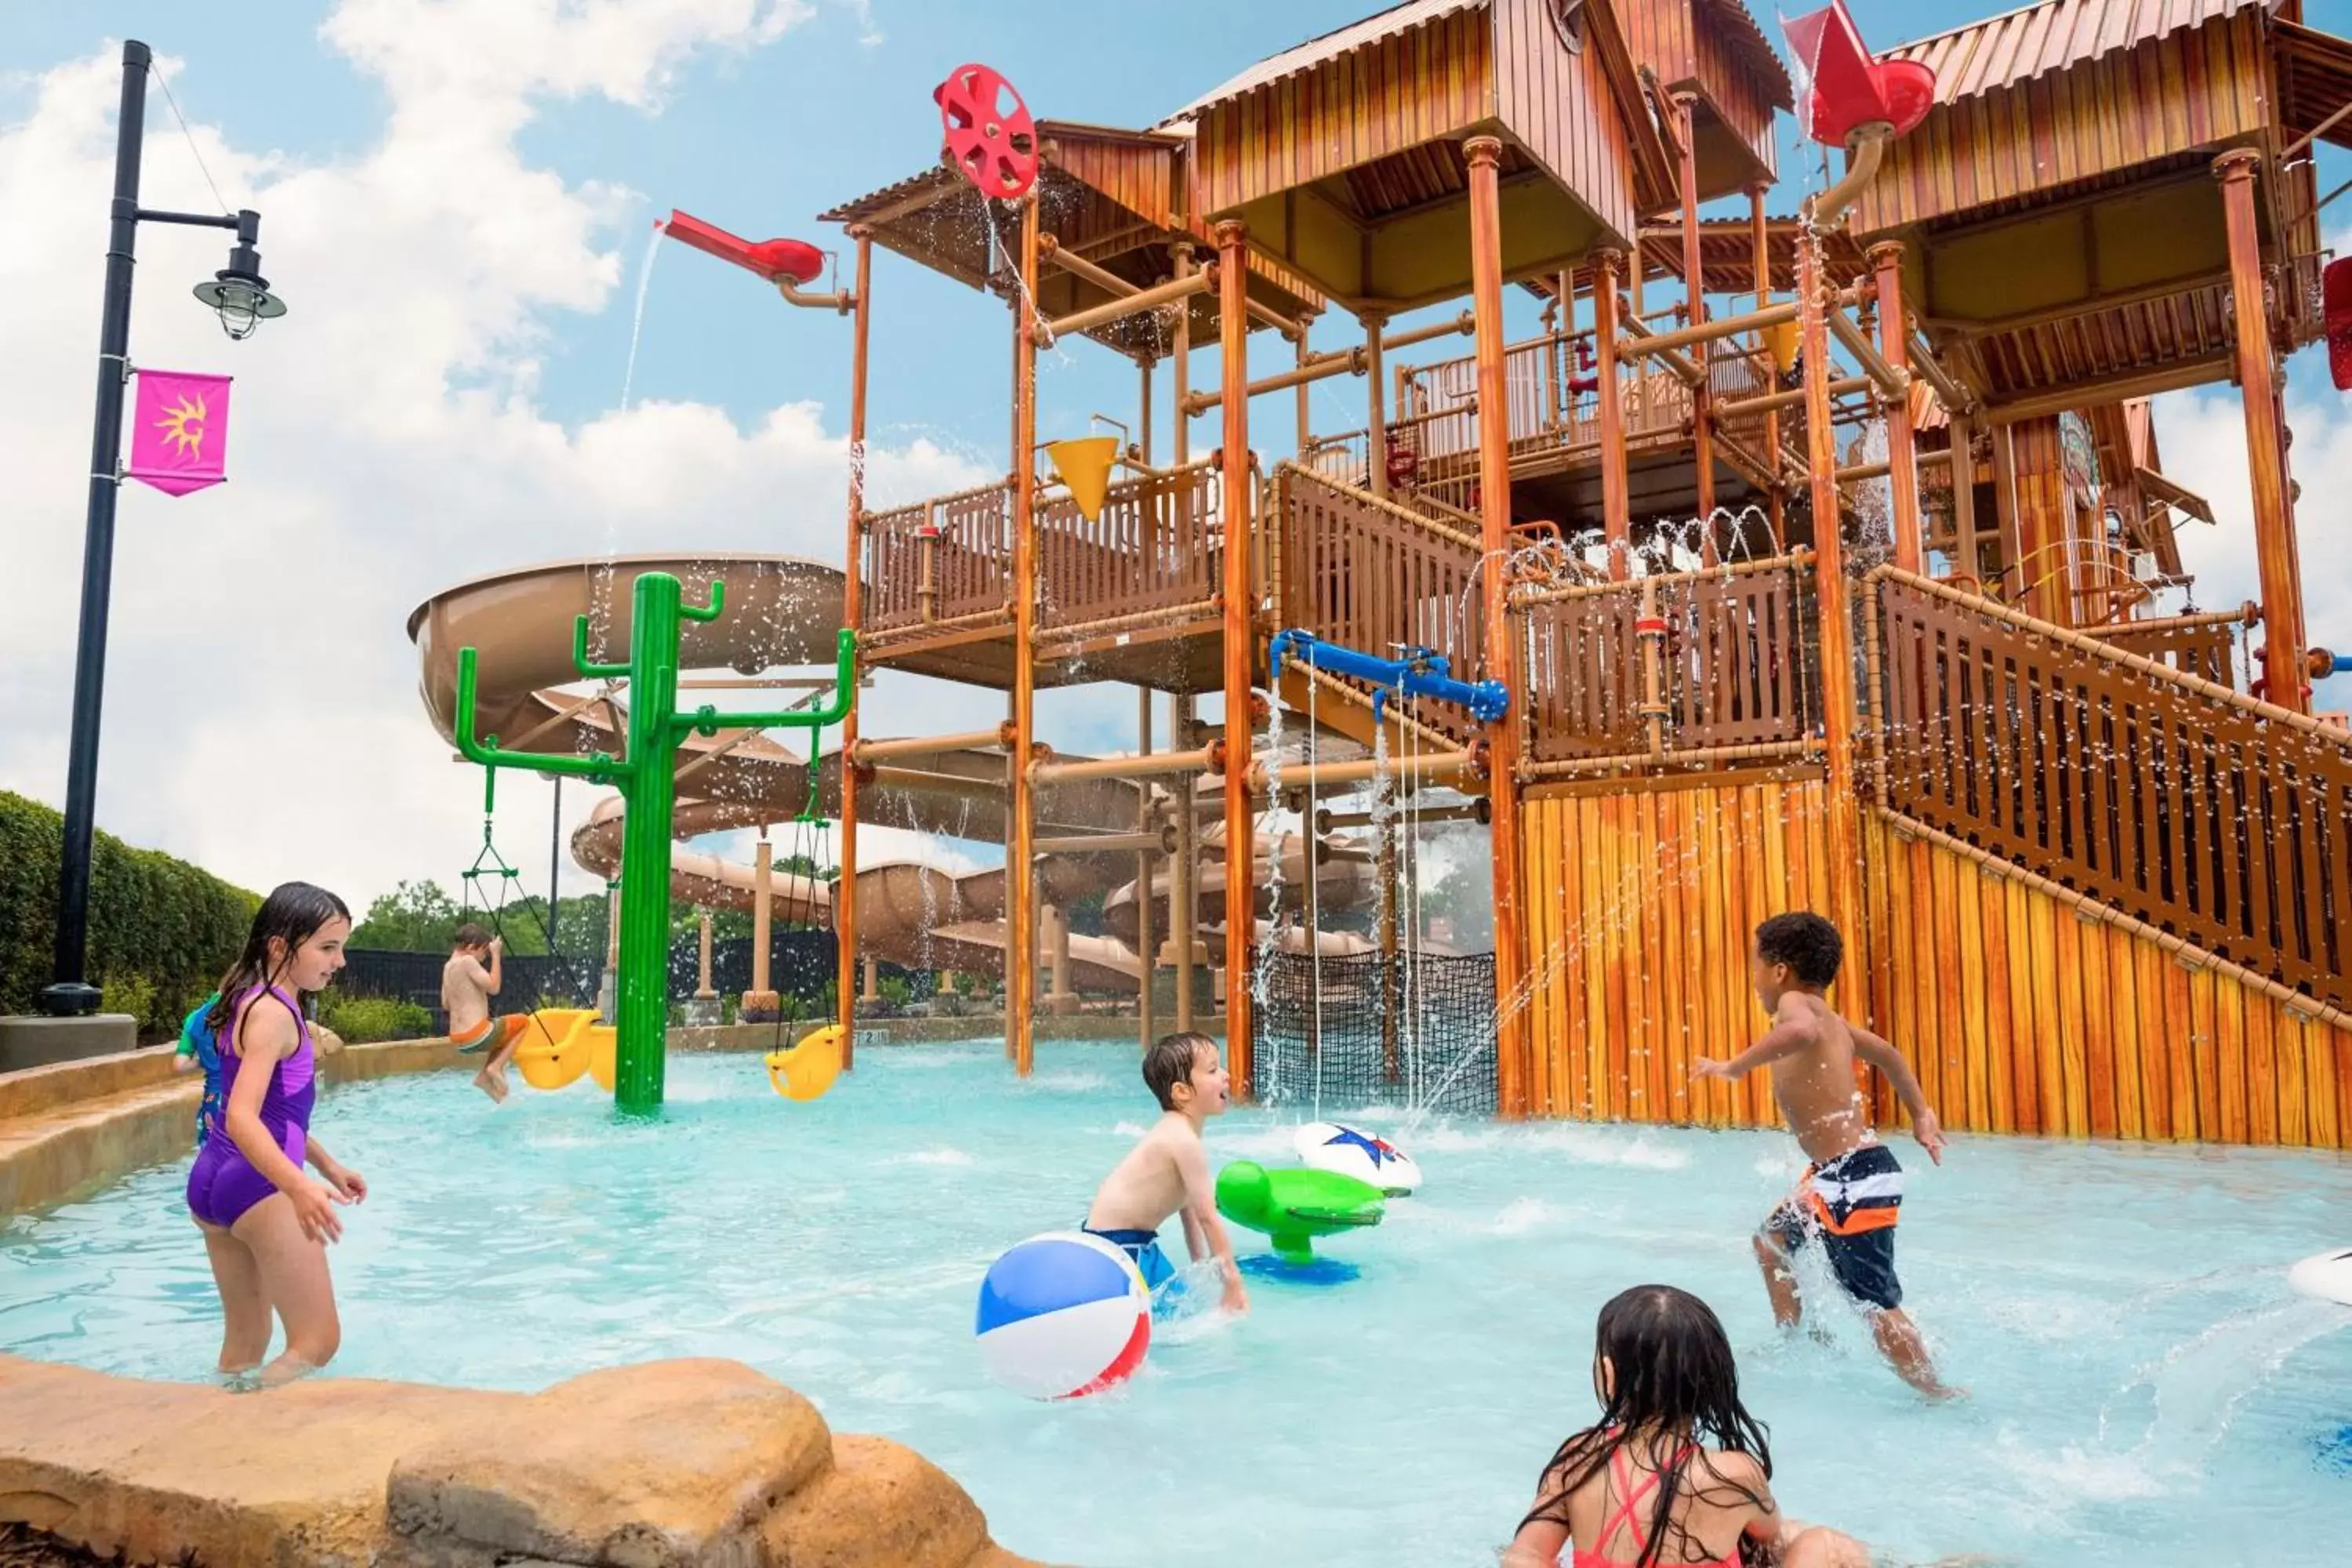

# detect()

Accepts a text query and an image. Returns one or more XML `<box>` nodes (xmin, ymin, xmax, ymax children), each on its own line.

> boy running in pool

<box><xmin>1693</xmin><ymin>912</ymin><xmax>1958</xmax><ymax>1399</ymax></box>
<box><xmin>1085</xmin><ymin>1031</ymin><xmax>1249</xmax><ymax>1316</ymax></box>
<box><xmin>442</xmin><ymin>924</ymin><xmax>528</xmax><ymax>1102</ymax></box>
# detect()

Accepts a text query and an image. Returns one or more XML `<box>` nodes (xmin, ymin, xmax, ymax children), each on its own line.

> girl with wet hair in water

<box><xmin>1502</xmin><ymin>1284</ymin><xmax>1868</xmax><ymax>1568</ymax></box>
<box><xmin>184</xmin><ymin>881</ymin><xmax>365</xmax><ymax>1385</ymax></box>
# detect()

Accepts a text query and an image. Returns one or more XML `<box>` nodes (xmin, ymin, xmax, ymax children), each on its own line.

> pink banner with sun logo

<box><xmin>125</xmin><ymin>369</ymin><xmax>233</xmax><ymax>496</ymax></box>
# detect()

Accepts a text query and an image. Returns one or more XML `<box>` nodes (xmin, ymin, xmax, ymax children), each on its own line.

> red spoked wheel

<box><xmin>935</xmin><ymin>63</ymin><xmax>1037</xmax><ymax>200</ymax></box>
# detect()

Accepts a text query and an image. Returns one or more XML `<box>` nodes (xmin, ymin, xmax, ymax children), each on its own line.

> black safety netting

<box><xmin>1248</xmin><ymin>950</ymin><xmax>1497</xmax><ymax>1116</ymax></box>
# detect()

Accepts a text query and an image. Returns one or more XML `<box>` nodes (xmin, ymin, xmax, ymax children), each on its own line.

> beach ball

<box><xmin>765</xmin><ymin>1024</ymin><xmax>845</xmax><ymax>1102</ymax></box>
<box><xmin>2290</xmin><ymin>1247</ymin><xmax>2352</xmax><ymax>1307</ymax></box>
<box><xmin>1295</xmin><ymin>1121</ymin><xmax>1423</xmax><ymax>1195</ymax></box>
<box><xmin>975</xmin><ymin>1232</ymin><xmax>1150</xmax><ymax>1399</ymax></box>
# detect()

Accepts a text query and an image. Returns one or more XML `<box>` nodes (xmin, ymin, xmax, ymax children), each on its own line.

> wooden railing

<box><xmin>1036</xmin><ymin>461</ymin><xmax>1222</xmax><ymax>638</ymax></box>
<box><xmin>862</xmin><ymin>465</ymin><xmax>1226</xmax><ymax>644</ymax></box>
<box><xmin>1515</xmin><ymin>554</ymin><xmax>1821</xmax><ymax>771</ymax></box>
<box><xmin>2079</xmin><ymin>609</ymin><xmax>2250</xmax><ymax>688</ymax></box>
<box><xmin>1274</xmin><ymin>463</ymin><xmax>1485</xmax><ymax>742</ymax></box>
<box><xmin>862</xmin><ymin>479</ymin><xmax>1014</xmax><ymax>637</ymax></box>
<box><xmin>1869</xmin><ymin>568</ymin><xmax>2352</xmax><ymax>1009</ymax></box>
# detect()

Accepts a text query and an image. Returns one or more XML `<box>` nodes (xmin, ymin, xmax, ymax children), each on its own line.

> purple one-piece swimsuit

<box><xmin>185</xmin><ymin>985</ymin><xmax>316</xmax><ymax>1230</ymax></box>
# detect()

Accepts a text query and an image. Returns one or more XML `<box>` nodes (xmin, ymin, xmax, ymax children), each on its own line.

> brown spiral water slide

<box><xmin>408</xmin><ymin>554</ymin><xmax>1377</xmax><ymax>992</ymax></box>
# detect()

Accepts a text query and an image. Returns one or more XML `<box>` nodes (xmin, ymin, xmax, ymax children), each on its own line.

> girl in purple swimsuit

<box><xmin>185</xmin><ymin>882</ymin><xmax>364</xmax><ymax>1385</ymax></box>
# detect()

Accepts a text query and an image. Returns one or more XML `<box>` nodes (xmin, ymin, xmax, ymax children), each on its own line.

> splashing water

<box><xmin>619</xmin><ymin>221</ymin><xmax>666</xmax><ymax>416</ymax></box>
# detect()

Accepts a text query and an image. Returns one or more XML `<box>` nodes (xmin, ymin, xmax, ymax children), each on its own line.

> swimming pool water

<box><xmin>4</xmin><ymin>1041</ymin><xmax>2349</xmax><ymax>1566</ymax></box>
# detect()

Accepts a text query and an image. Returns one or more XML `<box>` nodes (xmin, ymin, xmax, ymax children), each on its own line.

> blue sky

<box><xmin>3</xmin><ymin>0</ymin><xmax>2350</xmax><ymax>906</ymax></box>
<box><xmin>20</xmin><ymin>0</ymin><xmax>2332</xmax><ymax>461</ymax></box>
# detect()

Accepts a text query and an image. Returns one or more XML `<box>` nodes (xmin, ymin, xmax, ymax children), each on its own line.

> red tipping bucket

<box><xmin>662</xmin><ymin>210</ymin><xmax>825</xmax><ymax>285</ymax></box>
<box><xmin>1784</xmin><ymin>0</ymin><xmax>1935</xmax><ymax>147</ymax></box>
<box><xmin>2327</xmin><ymin>256</ymin><xmax>2352</xmax><ymax>391</ymax></box>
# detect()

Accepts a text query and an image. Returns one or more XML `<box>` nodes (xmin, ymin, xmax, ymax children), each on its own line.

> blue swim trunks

<box><xmin>1083</xmin><ymin>1225</ymin><xmax>1178</xmax><ymax>1294</ymax></box>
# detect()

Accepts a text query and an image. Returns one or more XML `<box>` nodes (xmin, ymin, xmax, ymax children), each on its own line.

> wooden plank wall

<box><xmin>1853</xmin><ymin>13</ymin><xmax>2273</xmax><ymax>234</ymax></box>
<box><xmin>1861</xmin><ymin>815</ymin><xmax>2351</xmax><ymax>1150</ymax></box>
<box><xmin>1616</xmin><ymin>0</ymin><xmax>1695</xmax><ymax>87</ymax></box>
<box><xmin>1689</xmin><ymin>11</ymin><xmax>1778</xmax><ymax>178</ymax></box>
<box><xmin>1194</xmin><ymin>9</ymin><xmax>1497</xmax><ymax>216</ymax></box>
<box><xmin>1520</xmin><ymin>772</ymin><xmax>1837</xmax><ymax>1130</ymax></box>
<box><xmin>1515</xmin><ymin>775</ymin><xmax>2350</xmax><ymax>1150</ymax></box>
<box><xmin>1494</xmin><ymin>0</ymin><xmax>1638</xmax><ymax>244</ymax></box>
<box><xmin>1044</xmin><ymin>132</ymin><xmax>1176</xmax><ymax>232</ymax></box>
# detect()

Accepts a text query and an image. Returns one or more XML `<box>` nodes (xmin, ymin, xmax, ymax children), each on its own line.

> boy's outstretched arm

<box><xmin>1176</xmin><ymin>1135</ymin><xmax>1248</xmax><ymax>1313</ymax></box>
<box><xmin>1693</xmin><ymin>1011</ymin><xmax>1818</xmax><ymax>1082</ymax></box>
<box><xmin>484</xmin><ymin>937</ymin><xmax>504</xmax><ymax>996</ymax></box>
<box><xmin>1851</xmin><ymin>1026</ymin><xmax>1947</xmax><ymax>1163</ymax></box>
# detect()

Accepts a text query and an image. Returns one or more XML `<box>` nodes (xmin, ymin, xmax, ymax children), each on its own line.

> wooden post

<box><xmin>1044</xmin><ymin>902</ymin><xmax>1074</xmax><ymax>1014</ymax></box>
<box><xmin>1466</xmin><ymin>136</ymin><xmax>1531</xmax><ymax>1117</ymax></box>
<box><xmin>1750</xmin><ymin>185</ymin><xmax>1784</xmax><ymax>543</ymax></box>
<box><xmin>1949</xmin><ymin>410</ymin><xmax>1978</xmax><ymax>581</ymax></box>
<box><xmin>1294</xmin><ymin>310</ymin><xmax>1316</xmax><ymax>457</ymax></box>
<box><xmin>1870</xmin><ymin>241</ymin><xmax>1923</xmax><ymax>574</ymax></box>
<box><xmin>1009</xmin><ymin>194</ymin><xmax>1041</xmax><ymax>1073</ymax></box>
<box><xmin>1215</xmin><ymin>218</ymin><xmax>1254</xmax><ymax>1092</ymax></box>
<box><xmin>1173</xmin><ymin>694</ymin><xmax>1196</xmax><ymax>1030</ymax></box>
<box><xmin>862</xmin><ymin>955</ymin><xmax>880</xmax><ymax>1003</ymax></box>
<box><xmin>837</xmin><ymin>227</ymin><xmax>872</xmax><ymax>1064</ymax></box>
<box><xmin>1136</xmin><ymin>687</ymin><xmax>1156</xmax><ymax>1048</ymax></box>
<box><xmin>1673</xmin><ymin>95</ymin><xmax>1715</xmax><ymax>562</ymax></box>
<box><xmin>1378</xmin><ymin>815</ymin><xmax>1399</xmax><ymax>1081</ymax></box>
<box><xmin>695</xmin><ymin>910</ymin><xmax>717</xmax><ymax>1000</ymax></box>
<box><xmin>1139</xmin><ymin>352</ymin><xmax>1155</xmax><ymax>469</ymax></box>
<box><xmin>1992</xmin><ymin>422</ymin><xmax>2024</xmax><ymax>601</ymax></box>
<box><xmin>1798</xmin><ymin>226</ymin><xmax>1866</xmax><ymax>953</ymax></box>
<box><xmin>2216</xmin><ymin>149</ymin><xmax>2309</xmax><ymax>713</ymax></box>
<box><xmin>1594</xmin><ymin>247</ymin><xmax>1632</xmax><ymax>578</ymax></box>
<box><xmin>747</xmin><ymin>835</ymin><xmax>775</xmax><ymax>1010</ymax></box>
<box><xmin>1363</xmin><ymin>310</ymin><xmax>1389</xmax><ymax>496</ymax></box>
<box><xmin>1171</xmin><ymin>241</ymin><xmax>1194</xmax><ymax>466</ymax></box>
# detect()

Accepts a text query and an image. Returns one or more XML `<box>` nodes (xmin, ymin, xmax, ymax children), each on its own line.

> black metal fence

<box><xmin>337</xmin><ymin>932</ymin><xmax>946</xmax><ymax>1030</ymax></box>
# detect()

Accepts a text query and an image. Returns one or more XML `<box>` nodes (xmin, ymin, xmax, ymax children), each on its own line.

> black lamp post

<box><xmin>41</xmin><ymin>39</ymin><xmax>289</xmax><ymax>1017</ymax></box>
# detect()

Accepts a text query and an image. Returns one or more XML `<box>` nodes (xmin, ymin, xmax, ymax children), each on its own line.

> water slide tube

<box><xmin>411</xmin><ymin>554</ymin><xmax>1383</xmax><ymax>989</ymax></box>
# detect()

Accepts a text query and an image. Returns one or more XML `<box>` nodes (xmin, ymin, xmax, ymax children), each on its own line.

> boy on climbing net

<box><xmin>443</xmin><ymin>923</ymin><xmax>528</xmax><ymax>1102</ymax></box>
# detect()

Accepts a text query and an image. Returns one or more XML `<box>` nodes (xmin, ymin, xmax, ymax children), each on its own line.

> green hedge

<box><xmin>0</xmin><ymin>790</ymin><xmax>259</xmax><ymax>1037</ymax></box>
<box><xmin>317</xmin><ymin>995</ymin><xmax>434</xmax><ymax>1044</ymax></box>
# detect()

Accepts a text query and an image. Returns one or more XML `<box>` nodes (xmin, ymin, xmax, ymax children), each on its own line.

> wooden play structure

<box><xmin>789</xmin><ymin>0</ymin><xmax>2352</xmax><ymax>1149</ymax></box>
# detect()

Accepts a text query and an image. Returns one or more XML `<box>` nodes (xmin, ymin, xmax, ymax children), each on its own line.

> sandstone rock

<box><xmin>757</xmin><ymin>1435</ymin><xmax>989</xmax><ymax>1568</ymax></box>
<box><xmin>0</xmin><ymin>1355</ymin><xmax>513</xmax><ymax>1567</ymax></box>
<box><xmin>387</xmin><ymin>1358</ymin><xmax>832</xmax><ymax>1566</ymax></box>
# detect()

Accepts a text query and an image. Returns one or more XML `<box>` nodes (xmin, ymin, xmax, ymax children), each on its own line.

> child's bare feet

<box><xmin>473</xmin><ymin>1067</ymin><xmax>508</xmax><ymax>1104</ymax></box>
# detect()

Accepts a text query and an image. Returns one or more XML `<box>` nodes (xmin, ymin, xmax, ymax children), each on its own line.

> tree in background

<box><xmin>349</xmin><ymin>879</ymin><xmax>610</xmax><ymax>957</ymax></box>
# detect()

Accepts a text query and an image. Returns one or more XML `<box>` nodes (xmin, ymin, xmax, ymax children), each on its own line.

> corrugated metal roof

<box><xmin>1885</xmin><ymin>0</ymin><xmax>2281</xmax><ymax>105</ymax></box>
<box><xmin>1161</xmin><ymin>0</ymin><xmax>1487</xmax><ymax>122</ymax></box>
<box><xmin>1700</xmin><ymin>0</ymin><xmax>1796</xmax><ymax>111</ymax></box>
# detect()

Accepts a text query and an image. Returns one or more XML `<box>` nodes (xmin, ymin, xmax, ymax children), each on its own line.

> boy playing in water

<box><xmin>442</xmin><ymin>924</ymin><xmax>528</xmax><ymax>1102</ymax></box>
<box><xmin>1085</xmin><ymin>1031</ymin><xmax>1250</xmax><ymax>1315</ymax></box>
<box><xmin>1693</xmin><ymin>912</ymin><xmax>1957</xmax><ymax>1399</ymax></box>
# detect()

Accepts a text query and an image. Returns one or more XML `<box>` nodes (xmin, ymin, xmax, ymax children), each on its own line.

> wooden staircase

<box><xmin>1269</xmin><ymin>463</ymin><xmax>1489</xmax><ymax>782</ymax></box>
<box><xmin>1867</xmin><ymin>566</ymin><xmax>2352</xmax><ymax>1019</ymax></box>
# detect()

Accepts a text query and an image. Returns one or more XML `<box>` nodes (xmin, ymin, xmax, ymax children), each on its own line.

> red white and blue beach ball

<box><xmin>975</xmin><ymin>1231</ymin><xmax>1151</xmax><ymax>1399</ymax></box>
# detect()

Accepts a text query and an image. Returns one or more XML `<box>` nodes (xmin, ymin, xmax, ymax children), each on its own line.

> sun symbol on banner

<box><xmin>154</xmin><ymin>394</ymin><xmax>208</xmax><ymax>460</ymax></box>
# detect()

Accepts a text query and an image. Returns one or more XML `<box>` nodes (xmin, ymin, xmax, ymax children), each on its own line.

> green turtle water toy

<box><xmin>1215</xmin><ymin>1160</ymin><xmax>1385</xmax><ymax>1265</ymax></box>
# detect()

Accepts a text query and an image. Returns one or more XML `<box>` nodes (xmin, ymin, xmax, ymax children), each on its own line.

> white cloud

<box><xmin>0</xmin><ymin>6</ymin><xmax>1112</xmax><ymax>921</ymax></box>
<box><xmin>2150</xmin><ymin>373</ymin><xmax>2352</xmax><ymax>659</ymax></box>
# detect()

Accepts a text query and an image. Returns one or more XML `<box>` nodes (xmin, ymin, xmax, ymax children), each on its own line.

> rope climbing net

<box><xmin>1250</xmin><ymin>949</ymin><xmax>1498</xmax><ymax>1116</ymax></box>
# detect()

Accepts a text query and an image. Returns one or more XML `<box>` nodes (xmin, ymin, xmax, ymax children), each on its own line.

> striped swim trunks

<box><xmin>1765</xmin><ymin>1142</ymin><xmax>1904</xmax><ymax>1310</ymax></box>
